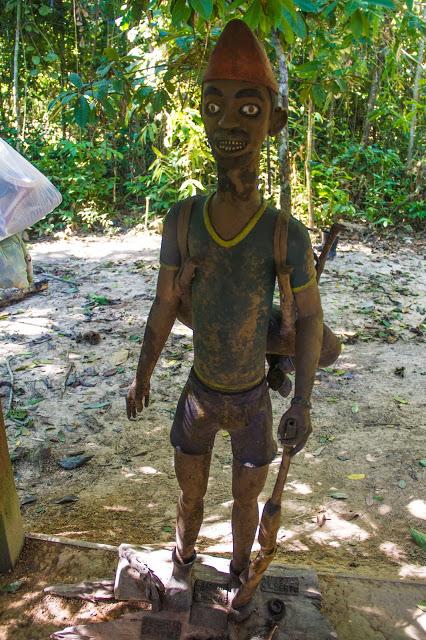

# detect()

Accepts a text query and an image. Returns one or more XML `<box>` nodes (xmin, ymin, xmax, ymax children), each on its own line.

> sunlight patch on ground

<box><xmin>200</xmin><ymin>520</ymin><xmax>232</xmax><ymax>539</ymax></box>
<box><xmin>380</xmin><ymin>541</ymin><xmax>407</xmax><ymax>563</ymax></box>
<box><xmin>137</xmin><ymin>466</ymin><xmax>162</xmax><ymax>475</ymax></box>
<box><xmin>103</xmin><ymin>504</ymin><xmax>134</xmax><ymax>513</ymax></box>
<box><xmin>399</xmin><ymin>564</ymin><xmax>426</xmax><ymax>579</ymax></box>
<box><xmin>41</xmin><ymin>595</ymin><xmax>73</xmax><ymax>623</ymax></box>
<box><xmin>407</xmin><ymin>499</ymin><xmax>426</xmax><ymax>520</ymax></box>
<box><xmin>286</xmin><ymin>480</ymin><xmax>313</xmax><ymax>495</ymax></box>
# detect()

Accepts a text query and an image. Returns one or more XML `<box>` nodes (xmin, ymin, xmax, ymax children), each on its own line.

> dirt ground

<box><xmin>0</xmin><ymin>227</ymin><xmax>425</xmax><ymax>637</ymax></box>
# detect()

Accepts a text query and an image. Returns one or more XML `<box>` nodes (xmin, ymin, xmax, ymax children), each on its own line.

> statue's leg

<box><xmin>231</xmin><ymin>460</ymin><xmax>269</xmax><ymax>576</ymax></box>
<box><xmin>228</xmin><ymin>381</ymin><xmax>276</xmax><ymax>580</ymax></box>
<box><xmin>166</xmin><ymin>372</ymin><xmax>216</xmax><ymax>610</ymax></box>
<box><xmin>175</xmin><ymin>448</ymin><xmax>212</xmax><ymax>563</ymax></box>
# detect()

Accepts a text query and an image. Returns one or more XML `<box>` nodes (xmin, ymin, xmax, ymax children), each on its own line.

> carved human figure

<box><xmin>126</xmin><ymin>19</ymin><xmax>340</xmax><ymax>610</ymax></box>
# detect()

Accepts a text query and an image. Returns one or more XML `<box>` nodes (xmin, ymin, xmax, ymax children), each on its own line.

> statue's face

<box><xmin>201</xmin><ymin>79</ymin><xmax>285</xmax><ymax>170</ymax></box>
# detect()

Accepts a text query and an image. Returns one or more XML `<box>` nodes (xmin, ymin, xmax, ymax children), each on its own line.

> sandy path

<box><xmin>1</xmin><ymin>229</ymin><xmax>425</xmax><ymax>584</ymax></box>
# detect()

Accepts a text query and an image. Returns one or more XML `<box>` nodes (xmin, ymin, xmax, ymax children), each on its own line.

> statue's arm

<box><xmin>293</xmin><ymin>282</ymin><xmax>323</xmax><ymax>403</ymax></box>
<box><xmin>277</xmin><ymin>283</ymin><xmax>323</xmax><ymax>454</ymax></box>
<box><xmin>126</xmin><ymin>267</ymin><xmax>180</xmax><ymax>419</ymax></box>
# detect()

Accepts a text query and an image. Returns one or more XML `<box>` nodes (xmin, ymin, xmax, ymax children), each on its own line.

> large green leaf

<box><xmin>189</xmin><ymin>0</ymin><xmax>213</xmax><ymax>20</ymax></box>
<box><xmin>69</xmin><ymin>72</ymin><xmax>83</xmax><ymax>89</ymax></box>
<box><xmin>74</xmin><ymin>96</ymin><xmax>89</xmax><ymax>128</ymax></box>
<box><xmin>294</xmin><ymin>0</ymin><xmax>321</xmax><ymax>13</ymax></box>
<box><xmin>293</xmin><ymin>60</ymin><xmax>321</xmax><ymax>77</ymax></box>
<box><xmin>171</xmin><ymin>0</ymin><xmax>191</xmax><ymax>26</ymax></box>
<box><xmin>410</xmin><ymin>528</ymin><xmax>426</xmax><ymax>551</ymax></box>
<box><xmin>245</xmin><ymin>1</ymin><xmax>261</xmax><ymax>30</ymax></box>
<box><xmin>280</xmin><ymin>16</ymin><xmax>295</xmax><ymax>44</ymax></box>
<box><xmin>365</xmin><ymin>0</ymin><xmax>395</xmax><ymax>8</ymax></box>
<box><xmin>282</xmin><ymin>7</ymin><xmax>307</xmax><ymax>39</ymax></box>
<box><xmin>350</xmin><ymin>10</ymin><xmax>363</xmax><ymax>39</ymax></box>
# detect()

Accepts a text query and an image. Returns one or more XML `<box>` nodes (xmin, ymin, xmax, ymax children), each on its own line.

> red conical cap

<box><xmin>203</xmin><ymin>19</ymin><xmax>278</xmax><ymax>94</ymax></box>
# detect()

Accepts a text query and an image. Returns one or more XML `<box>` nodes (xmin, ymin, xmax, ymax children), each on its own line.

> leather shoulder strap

<box><xmin>176</xmin><ymin>196</ymin><xmax>197</xmax><ymax>264</ymax></box>
<box><xmin>273</xmin><ymin>210</ymin><xmax>290</xmax><ymax>273</ymax></box>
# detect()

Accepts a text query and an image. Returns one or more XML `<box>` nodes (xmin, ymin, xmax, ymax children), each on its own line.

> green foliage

<box><xmin>0</xmin><ymin>0</ymin><xmax>424</xmax><ymax>233</ymax></box>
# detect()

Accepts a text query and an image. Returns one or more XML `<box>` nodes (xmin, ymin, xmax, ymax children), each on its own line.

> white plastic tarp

<box><xmin>0</xmin><ymin>137</ymin><xmax>62</xmax><ymax>241</ymax></box>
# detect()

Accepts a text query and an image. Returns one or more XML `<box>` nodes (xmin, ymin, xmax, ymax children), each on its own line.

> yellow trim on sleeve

<box><xmin>194</xmin><ymin>365</ymin><xmax>265</xmax><ymax>393</ymax></box>
<box><xmin>203</xmin><ymin>194</ymin><xmax>268</xmax><ymax>248</ymax></box>
<box><xmin>292</xmin><ymin>275</ymin><xmax>317</xmax><ymax>293</ymax></box>
<box><xmin>160</xmin><ymin>263</ymin><xmax>180</xmax><ymax>271</ymax></box>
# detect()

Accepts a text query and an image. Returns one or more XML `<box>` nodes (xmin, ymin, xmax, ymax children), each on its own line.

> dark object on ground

<box><xmin>0</xmin><ymin>279</ymin><xmax>48</xmax><ymax>309</ymax></box>
<box><xmin>57</xmin><ymin>454</ymin><xmax>93</xmax><ymax>470</ymax></box>
<box><xmin>76</xmin><ymin>330</ymin><xmax>101</xmax><ymax>345</ymax></box>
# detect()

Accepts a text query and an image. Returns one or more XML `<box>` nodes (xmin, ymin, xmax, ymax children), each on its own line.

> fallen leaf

<box><xmin>373</xmin><ymin>495</ymin><xmax>384</xmax><ymax>502</ymax></box>
<box><xmin>83</xmin><ymin>401</ymin><xmax>111</xmax><ymax>410</ymax></box>
<box><xmin>58</xmin><ymin>455</ymin><xmax>94</xmax><ymax>470</ymax></box>
<box><xmin>410</xmin><ymin>528</ymin><xmax>426</xmax><ymax>551</ymax></box>
<box><xmin>1</xmin><ymin>581</ymin><xmax>23</xmax><ymax>593</ymax></box>
<box><xmin>316</xmin><ymin>513</ymin><xmax>327</xmax><ymax>527</ymax></box>
<box><xmin>419</xmin><ymin>460</ymin><xmax>426</xmax><ymax>467</ymax></box>
<box><xmin>312</xmin><ymin>446</ymin><xmax>325</xmax><ymax>457</ymax></box>
<box><xmin>365</xmin><ymin>494</ymin><xmax>374</xmax><ymax>506</ymax></box>
<box><xmin>351</xmin><ymin>403</ymin><xmax>359</xmax><ymax>414</ymax></box>
<box><xmin>111</xmin><ymin>349</ymin><xmax>128</xmax><ymax>366</ymax></box>
<box><xmin>52</xmin><ymin>495</ymin><xmax>79</xmax><ymax>505</ymax></box>
<box><xmin>88</xmin><ymin>294</ymin><xmax>113</xmax><ymax>306</ymax></box>
<box><xmin>347</xmin><ymin>474</ymin><xmax>365</xmax><ymax>480</ymax></box>
<box><xmin>341</xmin><ymin>512</ymin><xmax>359</xmax><ymax>522</ymax></box>
<box><xmin>337</xmin><ymin>453</ymin><xmax>350</xmax><ymax>461</ymax></box>
<box><xmin>129</xmin><ymin>335</ymin><xmax>141</xmax><ymax>342</ymax></box>
<box><xmin>21</xmin><ymin>495</ymin><xmax>37</xmax><ymax>506</ymax></box>
<box><xmin>393</xmin><ymin>396</ymin><xmax>409</xmax><ymax>405</ymax></box>
<box><xmin>102</xmin><ymin>368</ymin><xmax>118</xmax><ymax>377</ymax></box>
<box><xmin>328</xmin><ymin>491</ymin><xmax>348</xmax><ymax>500</ymax></box>
<box><xmin>398</xmin><ymin>480</ymin><xmax>406</xmax><ymax>489</ymax></box>
<box><xmin>162</xmin><ymin>526</ymin><xmax>173</xmax><ymax>533</ymax></box>
<box><xmin>417</xmin><ymin>601</ymin><xmax>426</xmax><ymax>612</ymax></box>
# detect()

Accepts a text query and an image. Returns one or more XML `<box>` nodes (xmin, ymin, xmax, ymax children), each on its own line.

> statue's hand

<box><xmin>126</xmin><ymin>377</ymin><xmax>150</xmax><ymax>419</ymax></box>
<box><xmin>278</xmin><ymin>405</ymin><xmax>312</xmax><ymax>456</ymax></box>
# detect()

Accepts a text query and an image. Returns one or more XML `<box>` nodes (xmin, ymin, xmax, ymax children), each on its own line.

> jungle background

<box><xmin>0</xmin><ymin>0</ymin><xmax>425</xmax><ymax>233</ymax></box>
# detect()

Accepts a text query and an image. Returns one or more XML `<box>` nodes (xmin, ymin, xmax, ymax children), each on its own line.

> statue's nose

<box><xmin>217</xmin><ymin>106</ymin><xmax>240</xmax><ymax>130</ymax></box>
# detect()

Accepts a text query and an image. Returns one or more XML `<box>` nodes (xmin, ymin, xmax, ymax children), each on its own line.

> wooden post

<box><xmin>0</xmin><ymin>400</ymin><xmax>24</xmax><ymax>573</ymax></box>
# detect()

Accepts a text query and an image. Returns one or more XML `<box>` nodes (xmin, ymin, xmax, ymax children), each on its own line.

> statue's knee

<box><xmin>232</xmin><ymin>461</ymin><xmax>268</xmax><ymax>504</ymax></box>
<box><xmin>174</xmin><ymin>449</ymin><xmax>211</xmax><ymax>500</ymax></box>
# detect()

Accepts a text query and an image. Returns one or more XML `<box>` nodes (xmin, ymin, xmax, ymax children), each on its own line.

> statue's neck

<box><xmin>215</xmin><ymin>157</ymin><xmax>261</xmax><ymax>208</ymax></box>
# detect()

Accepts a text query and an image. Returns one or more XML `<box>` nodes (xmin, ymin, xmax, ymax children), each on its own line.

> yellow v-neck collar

<box><xmin>203</xmin><ymin>193</ymin><xmax>267</xmax><ymax>248</ymax></box>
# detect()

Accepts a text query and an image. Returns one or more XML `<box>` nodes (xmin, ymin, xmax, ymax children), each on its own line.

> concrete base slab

<box><xmin>52</xmin><ymin>548</ymin><xmax>337</xmax><ymax>639</ymax></box>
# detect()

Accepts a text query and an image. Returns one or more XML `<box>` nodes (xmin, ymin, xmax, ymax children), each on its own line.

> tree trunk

<box><xmin>273</xmin><ymin>31</ymin><xmax>291</xmax><ymax>215</ymax></box>
<box><xmin>12</xmin><ymin>0</ymin><xmax>22</xmax><ymax>146</ymax></box>
<box><xmin>361</xmin><ymin>47</ymin><xmax>386</xmax><ymax>146</ymax></box>
<box><xmin>407</xmin><ymin>3</ymin><xmax>426</xmax><ymax>167</ymax></box>
<box><xmin>305</xmin><ymin>96</ymin><xmax>314</xmax><ymax>228</ymax></box>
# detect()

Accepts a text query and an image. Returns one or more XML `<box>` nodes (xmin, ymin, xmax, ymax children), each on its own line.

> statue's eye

<box><xmin>206</xmin><ymin>102</ymin><xmax>220</xmax><ymax>114</ymax></box>
<box><xmin>240</xmin><ymin>104</ymin><xmax>260</xmax><ymax>117</ymax></box>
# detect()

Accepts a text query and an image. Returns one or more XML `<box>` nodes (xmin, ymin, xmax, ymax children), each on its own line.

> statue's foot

<box><xmin>163</xmin><ymin>548</ymin><xmax>196</xmax><ymax>611</ymax></box>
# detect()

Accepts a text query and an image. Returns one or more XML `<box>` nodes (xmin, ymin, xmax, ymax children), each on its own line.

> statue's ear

<box><xmin>269</xmin><ymin>106</ymin><xmax>288</xmax><ymax>136</ymax></box>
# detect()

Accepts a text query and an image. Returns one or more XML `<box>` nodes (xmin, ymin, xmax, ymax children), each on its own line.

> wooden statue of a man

<box><xmin>127</xmin><ymin>19</ymin><xmax>340</xmax><ymax>610</ymax></box>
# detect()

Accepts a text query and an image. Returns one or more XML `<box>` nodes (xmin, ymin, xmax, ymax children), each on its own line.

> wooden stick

<box><xmin>316</xmin><ymin>223</ymin><xmax>344</xmax><ymax>282</ymax></box>
<box><xmin>39</xmin><ymin>272</ymin><xmax>78</xmax><ymax>287</ymax></box>
<box><xmin>0</xmin><ymin>279</ymin><xmax>48</xmax><ymax>309</ymax></box>
<box><xmin>5</xmin><ymin>358</ymin><xmax>14</xmax><ymax>412</ymax></box>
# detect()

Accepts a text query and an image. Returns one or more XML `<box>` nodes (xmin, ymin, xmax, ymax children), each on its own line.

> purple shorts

<box><xmin>170</xmin><ymin>369</ymin><xmax>277</xmax><ymax>467</ymax></box>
